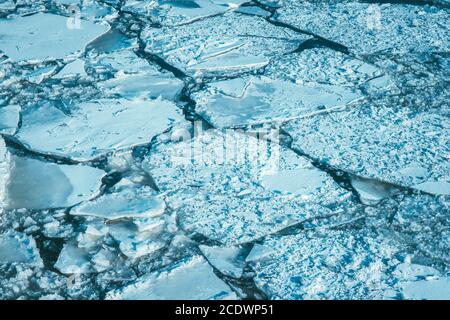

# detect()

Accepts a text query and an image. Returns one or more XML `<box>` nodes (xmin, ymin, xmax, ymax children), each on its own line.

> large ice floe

<box><xmin>0</xmin><ymin>12</ymin><xmax>110</xmax><ymax>62</ymax></box>
<box><xmin>143</xmin><ymin>128</ymin><xmax>359</xmax><ymax>245</ymax></box>
<box><xmin>0</xmin><ymin>137</ymin><xmax>105</xmax><ymax>210</ymax></box>
<box><xmin>15</xmin><ymin>98</ymin><xmax>183</xmax><ymax>161</ymax></box>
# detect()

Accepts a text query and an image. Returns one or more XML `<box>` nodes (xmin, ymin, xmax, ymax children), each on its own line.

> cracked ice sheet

<box><xmin>192</xmin><ymin>47</ymin><xmax>390</xmax><ymax>128</ymax></box>
<box><xmin>0</xmin><ymin>13</ymin><xmax>110</xmax><ymax>62</ymax></box>
<box><xmin>142</xmin><ymin>12</ymin><xmax>310</xmax><ymax>78</ymax></box>
<box><xmin>123</xmin><ymin>0</ymin><xmax>248</xmax><ymax>26</ymax></box>
<box><xmin>107</xmin><ymin>255</ymin><xmax>237</xmax><ymax>300</ymax></box>
<box><xmin>15</xmin><ymin>98</ymin><xmax>183</xmax><ymax>161</ymax></box>
<box><xmin>283</xmin><ymin>104</ymin><xmax>450</xmax><ymax>194</ymax></box>
<box><xmin>276</xmin><ymin>1</ymin><xmax>449</xmax><ymax>57</ymax></box>
<box><xmin>251</xmin><ymin>229</ymin><xmax>450</xmax><ymax>300</ymax></box>
<box><xmin>143</xmin><ymin>129</ymin><xmax>359</xmax><ymax>245</ymax></box>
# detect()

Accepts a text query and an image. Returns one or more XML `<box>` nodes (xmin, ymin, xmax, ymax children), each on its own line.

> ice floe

<box><xmin>0</xmin><ymin>13</ymin><xmax>110</xmax><ymax>62</ymax></box>
<box><xmin>199</xmin><ymin>245</ymin><xmax>246</xmax><ymax>278</ymax></box>
<box><xmin>16</xmin><ymin>98</ymin><xmax>183</xmax><ymax>161</ymax></box>
<box><xmin>194</xmin><ymin>76</ymin><xmax>360</xmax><ymax>128</ymax></box>
<box><xmin>0</xmin><ymin>105</ymin><xmax>20</xmax><ymax>135</ymax></box>
<box><xmin>142</xmin><ymin>12</ymin><xmax>310</xmax><ymax>77</ymax></box>
<box><xmin>350</xmin><ymin>176</ymin><xmax>399</xmax><ymax>206</ymax></box>
<box><xmin>71</xmin><ymin>184</ymin><xmax>166</xmax><ymax>220</ymax></box>
<box><xmin>54</xmin><ymin>59</ymin><xmax>87</xmax><ymax>79</ymax></box>
<box><xmin>1</xmin><ymin>145</ymin><xmax>104</xmax><ymax>209</ymax></box>
<box><xmin>143</xmin><ymin>128</ymin><xmax>358</xmax><ymax>244</ymax></box>
<box><xmin>0</xmin><ymin>231</ymin><xmax>42</xmax><ymax>267</ymax></box>
<box><xmin>123</xmin><ymin>0</ymin><xmax>248</xmax><ymax>26</ymax></box>
<box><xmin>107</xmin><ymin>255</ymin><xmax>237</xmax><ymax>299</ymax></box>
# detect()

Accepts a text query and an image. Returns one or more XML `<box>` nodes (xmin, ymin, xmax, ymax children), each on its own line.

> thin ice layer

<box><xmin>144</xmin><ymin>128</ymin><xmax>357</xmax><ymax>245</ymax></box>
<box><xmin>16</xmin><ymin>98</ymin><xmax>183</xmax><ymax>161</ymax></box>
<box><xmin>0</xmin><ymin>13</ymin><xmax>110</xmax><ymax>61</ymax></box>
<box><xmin>106</xmin><ymin>255</ymin><xmax>237</xmax><ymax>300</ymax></box>
<box><xmin>142</xmin><ymin>13</ymin><xmax>310</xmax><ymax>77</ymax></box>
<box><xmin>283</xmin><ymin>105</ymin><xmax>450</xmax><ymax>192</ymax></box>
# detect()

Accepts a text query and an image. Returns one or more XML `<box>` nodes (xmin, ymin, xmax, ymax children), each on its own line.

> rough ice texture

<box><xmin>144</xmin><ymin>129</ymin><xmax>358</xmax><ymax>245</ymax></box>
<box><xmin>276</xmin><ymin>1</ymin><xmax>450</xmax><ymax>56</ymax></box>
<box><xmin>283</xmin><ymin>105</ymin><xmax>450</xmax><ymax>192</ymax></box>
<box><xmin>142</xmin><ymin>12</ymin><xmax>310</xmax><ymax>77</ymax></box>
<box><xmin>252</xmin><ymin>229</ymin><xmax>449</xmax><ymax>300</ymax></box>
<box><xmin>0</xmin><ymin>13</ymin><xmax>110</xmax><ymax>61</ymax></box>
<box><xmin>106</xmin><ymin>255</ymin><xmax>237</xmax><ymax>300</ymax></box>
<box><xmin>15</xmin><ymin>98</ymin><xmax>183</xmax><ymax>161</ymax></box>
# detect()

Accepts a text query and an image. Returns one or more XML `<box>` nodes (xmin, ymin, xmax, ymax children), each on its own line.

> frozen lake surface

<box><xmin>0</xmin><ymin>0</ymin><xmax>448</xmax><ymax>300</ymax></box>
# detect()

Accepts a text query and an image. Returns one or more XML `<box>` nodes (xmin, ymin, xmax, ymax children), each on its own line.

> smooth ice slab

<box><xmin>283</xmin><ymin>106</ymin><xmax>450</xmax><ymax>191</ymax></box>
<box><xmin>123</xmin><ymin>0</ymin><xmax>247</xmax><ymax>26</ymax></box>
<box><xmin>98</xmin><ymin>73</ymin><xmax>184</xmax><ymax>101</ymax></box>
<box><xmin>0</xmin><ymin>13</ymin><xmax>110</xmax><ymax>61</ymax></box>
<box><xmin>143</xmin><ymin>13</ymin><xmax>309</xmax><ymax>77</ymax></box>
<box><xmin>144</xmin><ymin>128</ymin><xmax>357</xmax><ymax>245</ymax></box>
<box><xmin>252</xmin><ymin>229</ymin><xmax>450</xmax><ymax>300</ymax></box>
<box><xmin>276</xmin><ymin>1</ymin><xmax>449</xmax><ymax>56</ymax></box>
<box><xmin>194</xmin><ymin>76</ymin><xmax>360</xmax><ymax>128</ymax></box>
<box><xmin>3</xmin><ymin>153</ymin><xmax>104</xmax><ymax>210</ymax></box>
<box><xmin>71</xmin><ymin>185</ymin><xmax>166</xmax><ymax>220</ymax></box>
<box><xmin>199</xmin><ymin>245</ymin><xmax>245</xmax><ymax>278</ymax></box>
<box><xmin>54</xmin><ymin>59</ymin><xmax>87</xmax><ymax>79</ymax></box>
<box><xmin>16</xmin><ymin>98</ymin><xmax>183</xmax><ymax>161</ymax></box>
<box><xmin>0</xmin><ymin>105</ymin><xmax>20</xmax><ymax>135</ymax></box>
<box><xmin>106</xmin><ymin>255</ymin><xmax>237</xmax><ymax>300</ymax></box>
<box><xmin>0</xmin><ymin>231</ymin><xmax>42</xmax><ymax>266</ymax></box>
